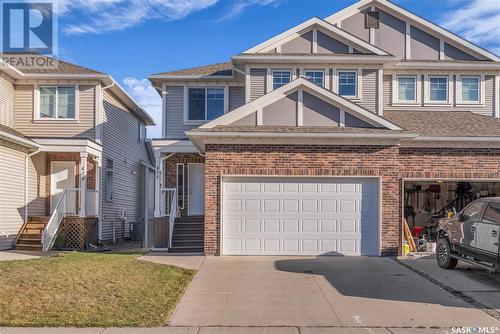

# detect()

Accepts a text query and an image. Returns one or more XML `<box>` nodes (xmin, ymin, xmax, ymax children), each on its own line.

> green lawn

<box><xmin>0</xmin><ymin>252</ymin><xmax>195</xmax><ymax>327</ymax></box>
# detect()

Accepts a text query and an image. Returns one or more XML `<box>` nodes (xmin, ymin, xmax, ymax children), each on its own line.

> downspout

<box><xmin>24</xmin><ymin>147</ymin><xmax>42</xmax><ymax>223</ymax></box>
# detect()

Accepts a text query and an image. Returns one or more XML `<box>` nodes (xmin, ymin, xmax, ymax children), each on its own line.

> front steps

<box><xmin>15</xmin><ymin>217</ymin><xmax>49</xmax><ymax>251</ymax></box>
<box><xmin>169</xmin><ymin>216</ymin><xmax>204</xmax><ymax>253</ymax></box>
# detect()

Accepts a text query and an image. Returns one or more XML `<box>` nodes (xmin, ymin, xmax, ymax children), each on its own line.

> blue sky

<box><xmin>55</xmin><ymin>0</ymin><xmax>500</xmax><ymax>138</ymax></box>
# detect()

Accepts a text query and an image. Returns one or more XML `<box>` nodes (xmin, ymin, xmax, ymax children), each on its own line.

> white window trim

<box><xmin>334</xmin><ymin>69</ymin><xmax>362</xmax><ymax>100</ymax></box>
<box><xmin>457</xmin><ymin>75</ymin><xmax>485</xmax><ymax>106</ymax></box>
<box><xmin>424</xmin><ymin>75</ymin><xmax>453</xmax><ymax>106</ymax></box>
<box><xmin>177</xmin><ymin>163</ymin><xmax>185</xmax><ymax>209</ymax></box>
<box><xmin>271</xmin><ymin>69</ymin><xmax>292</xmax><ymax>91</ymax></box>
<box><xmin>392</xmin><ymin>75</ymin><xmax>421</xmax><ymax>105</ymax></box>
<box><xmin>138</xmin><ymin>121</ymin><xmax>146</xmax><ymax>143</ymax></box>
<box><xmin>34</xmin><ymin>84</ymin><xmax>80</xmax><ymax>121</ymax></box>
<box><xmin>183</xmin><ymin>85</ymin><xmax>227</xmax><ymax>125</ymax></box>
<box><xmin>303</xmin><ymin>69</ymin><xmax>326</xmax><ymax>88</ymax></box>
<box><xmin>105</xmin><ymin>159</ymin><xmax>114</xmax><ymax>202</ymax></box>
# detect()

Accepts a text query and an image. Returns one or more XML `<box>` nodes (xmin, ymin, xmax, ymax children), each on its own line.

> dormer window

<box><xmin>39</xmin><ymin>86</ymin><xmax>76</xmax><ymax>120</ymax></box>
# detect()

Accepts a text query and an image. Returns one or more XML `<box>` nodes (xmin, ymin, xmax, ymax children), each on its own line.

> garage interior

<box><xmin>403</xmin><ymin>179</ymin><xmax>500</xmax><ymax>253</ymax></box>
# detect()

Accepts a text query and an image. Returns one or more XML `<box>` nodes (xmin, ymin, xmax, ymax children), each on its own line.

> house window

<box><xmin>338</xmin><ymin>71</ymin><xmax>357</xmax><ymax>97</ymax></box>
<box><xmin>397</xmin><ymin>76</ymin><xmax>417</xmax><ymax>102</ymax></box>
<box><xmin>177</xmin><ymin>164</ymin><xmax>184</xmax><ymax>209</ymax></box>
<box><xmin>461</xmin><ymin>76</ymin><xmax>480</xmax><ymax>102</ymax></box>
<box><xmin>188</xmin><ymin>87</ymin><xmax>224</xmax><ymax>121</ymax></box>
<box><xmin>429</xmin><ymin>77</ymin><xmax>448</xmax><ymax>102</ymax></box>
<box><xmin>304</xmin><ymin>71</ymin><xmax>324</xmax><ymax>87</ymax></box>
<box><xmin>105</xmin><ymin>159</ymin><xmax>114</xmax><ymax>202</ymax></box>
<box><xmin>39</xmin><ymin>86</ymin><xmax>76</xmax><ymax>119</ymax></box>
<box><xmin>272</xmin><ymin>70</ymin><xmax>291</xmax><ymax>90</ymax></box>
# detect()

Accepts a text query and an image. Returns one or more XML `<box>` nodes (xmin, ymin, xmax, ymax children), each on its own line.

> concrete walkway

<box><xmin>0</xmin><ymin>250</ymin><xmax>58</xmax><ymax>261</ymax></box>
<box><xmin>138</xmin><ymin>253</ymin><xmax>205</xmax><ymax>270</ymax></box>
<box><xmin>170</xmin><ymin>256</ymin><xmax>499</xmax><ymax>328</ymax></box>
<box><xmin>0</xmin><ymin>327</ymin><xmax>469</xmax><ymax>333</ymax></box>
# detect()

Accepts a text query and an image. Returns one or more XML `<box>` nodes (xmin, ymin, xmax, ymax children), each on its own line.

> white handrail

<box><xmin>159</xmin><ymin>187</ymin><xmax>177</xmax><ymax>248</ymax></box>
<box><xmin>168</xmin><ymin>189</ymin><xmax>177</xmax><ymax>248</ymax></box>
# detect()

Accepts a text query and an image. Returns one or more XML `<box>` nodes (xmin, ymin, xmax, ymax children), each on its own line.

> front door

<box><xmin>188</xmin><ymin>163</ymin><xmax>205</xmax><ymax>216</ymax></box>
<box><xmin>50</xmin><ymin>161</ymin><xmax>76</xmax><ymax>214</ymax></box>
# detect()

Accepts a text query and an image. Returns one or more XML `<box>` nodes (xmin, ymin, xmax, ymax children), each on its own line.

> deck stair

<box><xmin>14</xmin><ymin>217</ymin><xmax>49</xmax><ymax>251</ymax></box>
<box><xmin>169</xmin><ymin>216</ymin><xmax>204</xmax><ymax>253</ymax></box>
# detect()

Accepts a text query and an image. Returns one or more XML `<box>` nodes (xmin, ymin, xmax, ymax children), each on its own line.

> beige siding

<box><xmin>0</xmin><ymin>76</ymin><xmax>15</xmax><ymax>127</ymax></box>
<box><xmin>101</xmin><ymin>90</ymin><xmax>150</xmax><ymax>241</ymax></box>
<box><xmin>14</xmin><ymin>85</ymin><xmax>96</xmax><ymax>139</ymax></box>
<box><xmin>383</xmin><ymin>74</ymin><xmax>495</xmax><ymax>116</ymax></box>
<box><xmin>359</xmin><ymin>69</ymin><xmax>377</xmax><ymax>113</ymax></box>
<box><xmin>250</xmin><ymin>69</ymin><xmax>267</xmax><ymax>101</ymax></box>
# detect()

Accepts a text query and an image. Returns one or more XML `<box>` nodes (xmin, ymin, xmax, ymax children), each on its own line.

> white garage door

<box><xmin>222</xmin><ymin>177</ymin><xmax>380</xmax><ymax>256</ymax></box>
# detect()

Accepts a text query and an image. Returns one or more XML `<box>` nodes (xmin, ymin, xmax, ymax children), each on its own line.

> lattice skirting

<box><xmin>55</xmin><ymin>217</ymin><xmax>98</xmax><ymax>250</ymax></box>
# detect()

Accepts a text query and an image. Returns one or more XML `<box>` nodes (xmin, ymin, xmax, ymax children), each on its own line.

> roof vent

<box><xmin>365</xmin><ymin>11</ymin><xmax>380</xmax><ymax>29</ymax></box>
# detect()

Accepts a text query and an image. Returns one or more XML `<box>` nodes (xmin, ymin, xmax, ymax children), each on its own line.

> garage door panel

<box><xmin>222</xmin><ymin>177</ymin><xmax>379</xmax><ymax>256</ymax></box>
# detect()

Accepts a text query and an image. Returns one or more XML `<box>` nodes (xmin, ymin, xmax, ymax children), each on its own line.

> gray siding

<box><xmin>229</xmin><ymin>86</ymin><xmax>245</xmax><ymax>111</ymax></box>
<box><xmin>231</xmin><ymin>112</ymin><xmax>257</xmax><ymax>126</ymax></box>
<box><xmin>303</xmin><ymin>92</ymin><xmax>340</xmax><ymax>126</ymax></box>
<box><xmin>359</xmin><ymin>69</ymin><xmax>378</xmax><ymax>113</ymax></box>
<box><xmin>262</xmin><ymin>92</ymin><xmax>298</xmax><ymax>126</ymax></box>
<box><xmin>410</xmin><ymin>26</ymin><xmax>440</xmax><ymax>60</ymax></box>
<box><xmin>101</xmin><ymin>90</ymin><xmax>151</xmax><ymax>241</ymax></box>
<box><xmin>14</xmin><ymin>85</ymin><xmax>95</xmax><ymax>139</ymax></box>
<box><xmin>341</xmin><ymin>11</ymin><xmax>369</xmax><ymax>42</ymax></box>
<box><xmin>345</xmin><ymin>113</ymin><xmax>373</xmax><ymax>128</ymax></box>
<box><xmin>383</xmin><ymin>74</ymin><xmax>495</xmax><ymax>116</ymax></box>
<box><xmin>444</xmin><ymin>43</ymin><xmax>478</xmax><ymax>61</ymax></box>
<box><xmin>250</xmin><ymin>69</ymin><xmax>267</xmax><ymax>101</ymax></box>
<box><xmin>375</xmin><ymin>11</ymin><xmax>406</xmax><ymax>58</ymax></box>
<box><xmin>164</xmin><ymin>86</ymin><xmax>196</xmax><ymax>139</ymax></box>
<box><xmin>281</xmin><ymin>31</ymin><xmax>313</xmax><ymax>54</ymax></box>
<box><xmin>317</xmin><ymin>31</ymin><xmax>349</xmax><ymax>54</ymax></box>
<box><xmin>0</xmin><ymin>76</ymin><xmax>15</xmax><ymax>128</ymax></box>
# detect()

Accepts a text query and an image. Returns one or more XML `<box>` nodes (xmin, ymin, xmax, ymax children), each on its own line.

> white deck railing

<box><xmin>160</xmin><ymin>188</ymin><xmax>177</xmax><ymax>248</ymax></box>
<box><xmin>85</xmin><ymin>189</ymin><xmax>98</xmax><ymax>217</ymax></box>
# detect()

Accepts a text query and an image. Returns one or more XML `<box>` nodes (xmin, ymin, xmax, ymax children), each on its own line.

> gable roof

<box><xmin>325</xmin><ymin>0</ymin><xmax>500</xmax><ymax>62</ymax></box>
<box><xmin>200</xmin><ymin>76</ymin><xmax>402</xmax><ymax>131</ymax></box>
<box><xmin>0</xmin><ymin>124</ymin><xmax>41</xmax><ymax>149</ymax></box>
<box><xmin>243</xmin><ymin>17</ymin><xmax>390</xmax><ymax>56</ymax></box>
<box><xmin>1</xmin><ymin>53</ymin><xmax>105</xmax><ymax>75</ymax></box>
<box><xmin>150</xmin><ymin>62</ymin><xmax>234</xmax><ymax>78</ymax></box>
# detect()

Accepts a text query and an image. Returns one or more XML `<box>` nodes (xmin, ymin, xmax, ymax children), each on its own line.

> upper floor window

<box><xmin>305</xmin><ymin>70</ymin><xmax>324</xmax><ymax>87</ymax></box>
<box><xmin>188</xmin><ymin>87</ymin><xmax>224</xmax><ymax>122</ymax></box>
<box><xmin>397</xmin><ymin>76</ymin><xmax>417</xmax><ymax>102</ymax></box>
<box><xmin>39</xmin><ymin>86</ymin><xmax>76</xmax><ymax>119</ymax></box>
<box><xmin>338</xmin><ymin>71</ymin><xmax>357</xmax><ymax>97</ymax></box>
<box><xmin>272</xmin><ymin>70</ymin><xmax>291</xmax><ymax>90</ymax></box>
<box><xmin>461</xmin><ymin>76</ymin><xmax>480</xmax><ymax>103</ymax></box>
<box><xmin>429</xmin><ymin>77</ymin><xmax>448</xmax><ymax>102</ymax></box>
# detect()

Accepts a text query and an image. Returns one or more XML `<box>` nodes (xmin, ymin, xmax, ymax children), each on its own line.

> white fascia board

<box><xmin>151</xmin><ymin>139</ymin><xmax>198</xmax><ymax>153</ymax></box>
<box><xmin>326</xmin><ymin>0</ymin><xmax>500</xmax><ymax>62</ymax></box>
<box><xmin>32</xmin><ymin>138</ymin><xmax>103</xmax><ymax>151</ymax></box>
<box><xmin>412</xmin><ymin>136</ymin><xmax>500</xmax><ymax>142</ymax></box>
<box><xmin>232</xmin><ymin>55</ymin><xmax>396</xmax><ymax>64</ymax></box>
<box><xmin>243</xmin><ymin>17</ymin><xmax>388</xmax><ymax>56</ymax></box>
<box><xmin>385</xmin><ymin>62</ymin><xmax>500</xmax><ymax>70</ymax></box>
<box><xmin>0</xmin><ymin>130</ymin><xmax>41</xmax><ymax>149</ymax></box>
<box><xmin>189</xmin><ymin>131</ymin><xmax>415</xmax><ymax>140</ymax></box>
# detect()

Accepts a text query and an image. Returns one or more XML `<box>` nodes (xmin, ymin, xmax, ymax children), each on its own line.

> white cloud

<box><xmin>218</xmin><ymin>0</ymin><xmax>282</xmax><ymax>21</ymax></box>
<box><xmin>122</xmin><ymin>77</ymin><xmax>162</xmax><ymax>138</ymax></box>
<box><xmin>58</xmin><ymin>0</ymin><xmax>217</xmax><ymax>34</ymax></box>
<box><xmin>440</xmin><ymin>0</ymin><xmax>500</xmax><ymax>55</ymax></box>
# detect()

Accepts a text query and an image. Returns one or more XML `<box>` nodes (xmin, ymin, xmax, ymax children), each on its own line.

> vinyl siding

<box><xmin>383</xmin><ymin>74</ymin><xmax>495</xmax><ymax>116</ymax></box>
<box><xmin>0</xmin><ymin>76</ymin><xmax>15</xmax><ymax>127</ymax></box>
<box><xmin>229</xmin><ymin>86</ymin><xmax>245</xmax><ymax>111</ymax></box>
<box><xmin>101</xmin><ymin>90</ymin><xmax>151</xmax><ymax>241</ymax></box>
<box><xmin>164</xmin><ymin>86</ymin><xmax>200</xmax><ymax>139</ymax></box>
<box><xmin>250</xmin><ymin>69</ymin><xmax>267</xmax><ymax>101</ymax></box>
<box><xmin>359</xmin><ymin>69</ymin><xmax>377</xmax><ymax>113</ymax></box>
<box><xmin>13</xmin><ymin>84</ymin><xmax>96</xmax><ymax>139</ymax></box>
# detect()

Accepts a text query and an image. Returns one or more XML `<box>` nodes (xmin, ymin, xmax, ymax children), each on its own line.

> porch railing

<box><xmin>42</xmin><ymin>188</ymin><xmax>72</xmax><ymax>252</ymax></box>
<box><xmin>160</xmin><ymin>188</ymin><xmax>177</xmax><ymax>248</ymax></box>
<box><xmin>85</xmin><ymin>189</ymin><xmax>98</xmax><ymax>217</ymax></box>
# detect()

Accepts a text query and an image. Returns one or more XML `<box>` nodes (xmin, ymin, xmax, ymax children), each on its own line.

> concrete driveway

<box><xmin>170</xmin><ymin>256</ymin><xmax>500</xmax><ymax>328</ymax></box>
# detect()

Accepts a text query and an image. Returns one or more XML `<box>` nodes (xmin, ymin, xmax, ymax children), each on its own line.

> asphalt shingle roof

<box><xmin>1</xmin><ymin>53</ymin><xmax>104</xmax><ymax>75</ymax></box>
<box><xmin>152</xmin><ymin>62</ymin><xmax>233</xmax><ymax>76</ymax></box>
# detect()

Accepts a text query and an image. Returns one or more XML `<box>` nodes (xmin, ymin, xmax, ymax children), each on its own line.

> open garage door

<box><xmin>222</xmin><ymin>177</ymin><xmax>380</xmax><ymax>256</ymax></box>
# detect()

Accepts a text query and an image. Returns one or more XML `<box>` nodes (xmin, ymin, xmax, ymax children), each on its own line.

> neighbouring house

<box><xmin>0</xmin><ymin>54</ymin><xmax>156</xmax><ymax>251</ymax></box>
<box><xmin>150</xmin><ymin>0</ymin><xmax>500</xmax><ymax>256</ymax></box>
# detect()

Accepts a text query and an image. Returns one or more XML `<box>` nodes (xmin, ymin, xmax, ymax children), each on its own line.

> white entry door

<box><xmin>50</xmin><ymin>161</ymin><xmax>76</xmax><ymax>214</ymax></box>
<box><xmin>188</xmin><ymin>163</ymin><xmax>205</xmax><ymax>216</ymax></box>
<box><xmin>222</xmin><ymin>177</ymin><xmax>380</xmax><ymax>256</ymax></box>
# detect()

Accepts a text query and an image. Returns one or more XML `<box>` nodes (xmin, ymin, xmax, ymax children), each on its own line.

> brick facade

<box><xmin>202</xmin><ymin>144</ymin><xmax>500</xmax><ymax>256</ymax></box>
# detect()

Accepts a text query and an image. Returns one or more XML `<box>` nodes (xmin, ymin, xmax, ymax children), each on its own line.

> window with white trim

<box><xmin>177</xmin><ymin>164</ymin><xmax>184</xmax><ymax>209</ymax></box>
<box><xmin>397</xmin><ymin>76</ymin><xmax>417</xmax><ymax>102</ymax></box>
<box><xmin>105</xmin><ymin>159</ymin><xmax>114</xmax><ymax>202</ymax></box>
<box><xmin>429</xmin><ymin>77</ymin><xmax>448</xmax><ymax>102</ymax></box>
<box><xmin>338</xmin><ymin>71</ymin><xmax>357</xmax><ymax>97</ymax></box>
<box><xmin>272</xmin><ymin>70</ymin><xmax>291</xmax><ymax>90</ymax></box>
<box><xmin>461</xmin><ymin>76</ymin><xmax>480</xmax><ymax>103</ymax></box>
<box><xmin>39</xmin><ymin>86</ymin><xmax>76</xmax><ymax>119</ymax></box>
<box><xmin>188</xmin><ymin>87</ymin><xmax>224</xmax><ymax>121</ymax></box>
<box><xmin>304</xmin><ymin>70</ymin><xmax>324</xmax><ymax>87</ymax></box>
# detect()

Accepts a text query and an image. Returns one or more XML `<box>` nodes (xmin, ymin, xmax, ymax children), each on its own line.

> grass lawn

<box><xmin>0</xmin><ymin>252</ymin><xmax>195</xmax><ymax>327</ymax></box>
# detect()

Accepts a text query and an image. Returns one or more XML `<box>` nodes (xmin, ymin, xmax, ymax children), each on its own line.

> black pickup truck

<box><xmin>435</xmin><ymin>197</ymin><xmax>500</xmax><ymax>273</ymax></box>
